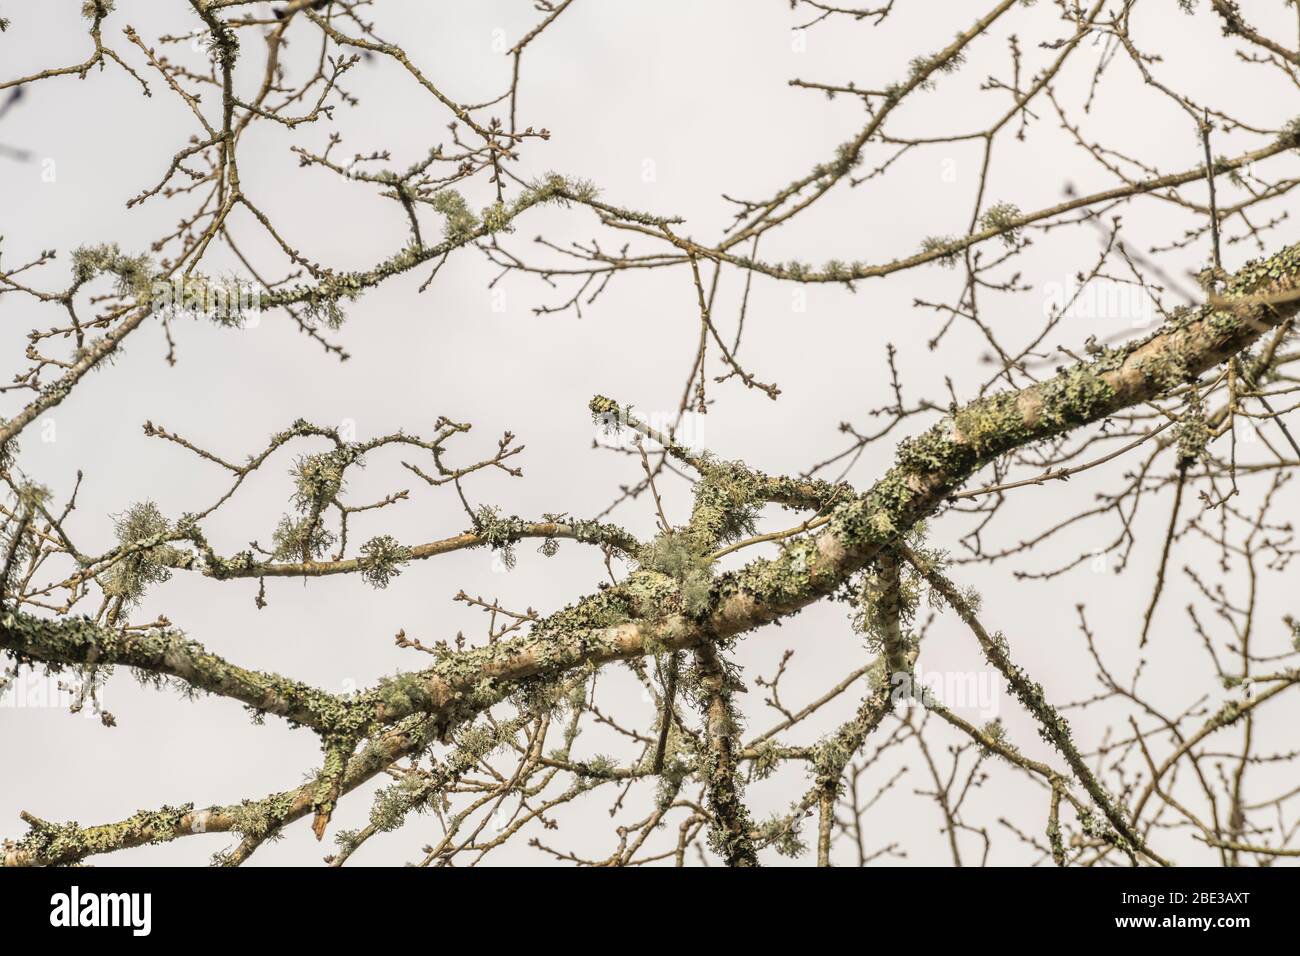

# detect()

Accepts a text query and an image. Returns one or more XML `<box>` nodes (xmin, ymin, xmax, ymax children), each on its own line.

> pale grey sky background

<box><xmin>2</xmin><ymin>0</ymin><xmax>1297</xmax><ymax>865</ymax></box>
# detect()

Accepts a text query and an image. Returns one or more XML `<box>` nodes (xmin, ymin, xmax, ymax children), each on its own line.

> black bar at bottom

<box><xmin>0</xmin><ymin>865</ymin><xmax>1278</xmax><ymax>940</ymax></box>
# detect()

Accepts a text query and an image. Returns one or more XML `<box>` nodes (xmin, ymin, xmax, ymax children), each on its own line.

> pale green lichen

<box><xmin>754</xmin><ymin>811</ymin><xmax>807</xmax><ymax>858</ymax></box>
<box><xmin>81</xmin><ymin>0</ymin><xmax>113</xmax><ymax>20</ymax></box>
<box><xmin>100</xmin><ymin>501</ymin><xmax>184</xmax><ymax>608</ymax></box>
<box><xmin>71</xmin><ymin>243</ymin><xmax>154</xmax><ymax>303</ymax></box>
<box><xmin>919</xmin><ymin>235</ymin><xmax>961</xmax><ymax>267</ymax></box>
<box><xmin>980</xmin><ymin>201</ymin><xmax>1022</xmax><ymax>245</ymax></box>
<box><xmin>359</xmin><ymin>535</ymin><xmax>411</xmax><ymax>588</ymax></box>
<box><xmin>639</xmin><ymin>532</ymin><xmax>714</xmax><ymax>617</ymax></box>
<box><xmin>271</xmin><ymin>514</ymin><xmax>335</xmax><ymax>562</ymax></box>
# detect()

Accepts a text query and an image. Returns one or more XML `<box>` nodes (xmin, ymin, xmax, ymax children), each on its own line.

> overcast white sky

<box><xmin>2</xmin><ymin>0</ymin><xmax>1298</xmax><ymax>866</ymax></box>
